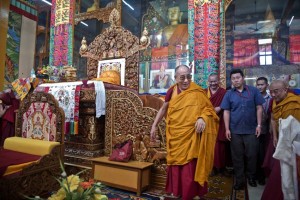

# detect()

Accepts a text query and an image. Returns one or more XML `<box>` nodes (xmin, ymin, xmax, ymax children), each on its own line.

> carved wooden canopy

<box><xmin>80</xmin><ymin>9</ymin><xmax>142</xmax><ymax>91</ymax></box>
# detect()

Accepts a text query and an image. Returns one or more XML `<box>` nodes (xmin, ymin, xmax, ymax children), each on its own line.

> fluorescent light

<box><xmin>289</xmin><ymin>16</ymin><xmax>294</xmax><ymax>26</ymax></box>
<box><xmin>80</xmin><ymin>21</ymin><xmax>88</xmax><ymax>27</ymax></box>
<box><xmin>257</xmin><ymin>20</ymin><xmax>271</xmax><ymax>24</ymax></box>
<box><xmin>41</xmin><ymin>0</ymin><xmax>52</xmax><ymax>6</ymax></box>
<box><xmin>245</xmin><ymin>77</ymin><xmax>257</xmax><ymax>80</ymax></box>
<box><xmin>122</xmin><ymin>0</ymin><xmax>134</xmax><ymax>10</ymax></box>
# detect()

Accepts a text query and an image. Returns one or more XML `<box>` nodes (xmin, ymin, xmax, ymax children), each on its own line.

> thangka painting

<box><xmin>22</xmin><ymin>102</ymin><xmax>57</xmax><ymax>141</ymax></box>
<box><xmin>97</xmin><ymin>58</ymin><xmax>126</xmax><ymax>86</ymax></box>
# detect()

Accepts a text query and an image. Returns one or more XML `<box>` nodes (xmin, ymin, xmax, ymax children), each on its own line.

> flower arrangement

<box><xmin>36</xmin><ymin>65</ymin><xmax>65</xmax><ymax>82</ymax></box>
<box><xmin>26</xmin><ymin>162</ymin><xmax>108</xmax><ymax>200</ymax></box>
<box><xmin>37</xmin><ymin>66</ymin><xmax>63</xmax><ymax>77</ymax></box>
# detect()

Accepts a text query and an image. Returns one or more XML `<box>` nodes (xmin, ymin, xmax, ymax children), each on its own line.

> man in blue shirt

<box><xmin>221</xmin><ymin>69</ymin><xmax>264</xmax><ymax>190</ymax></box>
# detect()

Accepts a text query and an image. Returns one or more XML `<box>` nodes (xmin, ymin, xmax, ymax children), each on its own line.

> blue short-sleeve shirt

<box><xmin>220</xmin><ymin>85</ymin><xmax>265</xmax><ymax>134</ymax></box>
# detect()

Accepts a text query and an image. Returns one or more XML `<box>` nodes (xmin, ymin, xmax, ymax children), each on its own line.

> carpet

<box><xmin>102</xmin><ymin>173</ymin><xmax>249</xmax><ymax>200</ymax></box>
<box><xmin>101</xmin><ymin>186</ymin><xmax>161</xmax><ymax>200</ymax></box>
<box><xmin>202</xmin><ymin>174</ymin><xmax>233</xmax><ymax>200</ymax></box>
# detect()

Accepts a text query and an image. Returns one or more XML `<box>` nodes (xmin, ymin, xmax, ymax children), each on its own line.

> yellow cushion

<box><xmin>4</xmin><ymin>161</ymin><xmax>39</xmax><ymax>176</ymax></box>
<box><xmin>3</xmin><ymin>137</ymin><xmax>60</xmax><ymax>156</ymax></box>
<box><xmin>93</xmin><ymin>70</ymin><xmax>121</xmax><ymax>85</ymax></box>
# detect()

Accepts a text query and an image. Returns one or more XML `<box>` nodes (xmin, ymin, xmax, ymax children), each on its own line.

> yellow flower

<box><xmin>64</xmin><ymin>175</ymin><xmax>80</xmax><ymax>192</ymax></box>
<box><xmin>48</xmin><ymin>188</ymin><xmax>66</xmax><ymax>200</ymax></box>
<box><xmin>94</xmin><ymin>194</ymin><xmax>108</xmax><ymax>200</ymax></box>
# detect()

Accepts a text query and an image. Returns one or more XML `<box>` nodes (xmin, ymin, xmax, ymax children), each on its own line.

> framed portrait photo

<box><xmin>97</xmin><ymin>58</ymin><xmax>126</xmax><ymax>85</ymax></box>
<box><xmin>149</xmin><ymin>68</ymin><xmax>175</xmax><ymax>94</ymax></box>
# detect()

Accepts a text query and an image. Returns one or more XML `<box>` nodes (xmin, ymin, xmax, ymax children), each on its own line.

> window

<box><xmin>258</xmin><ymin>38</ymin><xmax>272</xmax><ymax>65</ymax></box>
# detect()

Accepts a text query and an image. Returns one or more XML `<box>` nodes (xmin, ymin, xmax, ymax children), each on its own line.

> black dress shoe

<box><xmin>234</xmin><ymin>183</ymin><xmax>245</xmax><ymax>190</ymax></box>
<box><xmin>248</xmin><ymin>179</ymin><xmax>257</xmax><ymax>187</ymax></box>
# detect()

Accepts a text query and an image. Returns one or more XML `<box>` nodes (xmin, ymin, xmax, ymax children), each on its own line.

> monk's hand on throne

<box><xmin>195</xmin><ymin>118</ymin><xmax>206</xmax><ymax>134</ymax></box>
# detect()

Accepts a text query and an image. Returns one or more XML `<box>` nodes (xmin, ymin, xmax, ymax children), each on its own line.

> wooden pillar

<box><xmin>0</xmin><ymin>0</ymin><xmax>10</xmax><ymax>90</ymax></box>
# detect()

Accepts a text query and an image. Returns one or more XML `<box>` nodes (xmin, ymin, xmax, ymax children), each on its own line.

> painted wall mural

<box><xmin>5</xmin><ymin>11</ymin><xmax>22</xmax><ymax>89</ymax></box>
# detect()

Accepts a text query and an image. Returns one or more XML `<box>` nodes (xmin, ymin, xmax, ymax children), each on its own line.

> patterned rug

<box><xmin>102</xmin><ymin>173</ymin><xmax>248</xmax><ymax>200</ymax></box>
<box><xmin>203</xmin><ymin>174</ymin><xmax>233</xmax><ymax>199</ymax></box>
<box><xmin>101</xmin><ymin>186</ymin><xmax>160</xmax><ymax>200</ymax></box>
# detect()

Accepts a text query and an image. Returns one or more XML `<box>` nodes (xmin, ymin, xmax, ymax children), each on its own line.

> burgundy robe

<box><xmin>0</xmin><ymin>91</ymin><xmax>20</xmax><ymax>146</ymax></box>
<box><xmin>207</xmin><ymin>87</ymin><xmax>229</xmax><ymax>169</ymax></box>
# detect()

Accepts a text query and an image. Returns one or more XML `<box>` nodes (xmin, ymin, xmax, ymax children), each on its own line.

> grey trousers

<box><xmin>231</xmin><ymin>134</ymin><xmax>259</xmax><ymax>184</ymax></box>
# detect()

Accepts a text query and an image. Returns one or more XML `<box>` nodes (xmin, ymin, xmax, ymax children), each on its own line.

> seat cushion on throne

<box><xmin>1</xmin><ymin>137</ymin><xmax>60</xmax><ymax>177</ymax></box>
<box><xmin>4</xmin><ymin>137</ymin><xmax>60</xmax><ymax>156</ymax></box>
<box><xmin>0</xmin><ymin>149</ymin><xmax>41</xmax><ymax>177</ymax></box>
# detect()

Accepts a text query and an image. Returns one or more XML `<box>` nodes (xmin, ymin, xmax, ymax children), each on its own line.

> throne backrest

<box><xmin>15</xmin><ymin>92</ymin><xmax>65</xmax><ymax>143</ymax></box>
<box><xmin>104</xmin><ymin>90</ymin><xmax>166</xmax><ymax>162</ymax></box>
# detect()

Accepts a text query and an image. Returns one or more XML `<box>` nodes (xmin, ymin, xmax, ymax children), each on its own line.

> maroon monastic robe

<box><xmin>0</xmin><ymin>91</ymin><xmax>20</xmax><ymax>146</ymax></box>
<box><xmin>207</xmin><ymin>87</ymin><xmax>229</xmax><ymax>169</ymax></box>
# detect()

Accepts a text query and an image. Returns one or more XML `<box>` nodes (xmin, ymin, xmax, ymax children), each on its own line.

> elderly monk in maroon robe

<box><xmin>0</xmin><ymin>89</ymin><xmax>20</xmax><ymax>146</ymax></box>
<box><xmin>151</xmin><ymin>65</ymin><xmax>219</xmax><ymax>200</ymax></box>
<box><xmin>262</xmin><ymin>80</ymin><xmax>300</xmax><ymax>200</ymax></box>
<box><xmin>206</xmin><ymin>74</ymin><xmax>229</xmax><ymax>175</ymax></box>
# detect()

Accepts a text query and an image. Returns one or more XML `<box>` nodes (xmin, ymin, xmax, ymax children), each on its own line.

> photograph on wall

<box><xmin>97</xmin><ymin>58</ymin><xmax>125</xmax><ymax>86</ymax></box>
<box><xmin>139</xmin><ymin>58</ymin><xmax>194</xmax><ymax>94</ymax></box>
<box><xmin>149</xmin><ymin>68</ymin><xmax>175</xmax><ymax>94</ymax></box>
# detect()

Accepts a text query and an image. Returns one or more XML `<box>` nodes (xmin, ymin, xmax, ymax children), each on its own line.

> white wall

<box><xmin>19</xmin><ymin>16</ymin><xmax>36</xmax><ymax>78</ymax></box>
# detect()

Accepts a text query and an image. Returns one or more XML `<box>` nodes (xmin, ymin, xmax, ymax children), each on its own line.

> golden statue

<box><xmin>156</xmin><ymin>5</ymin><xmax>188</xmax><ymax>48</ymax></box>
<box><xmin>79</xmin><ymin>37</ymin><xmax>88</xmax><ymax>54</ymax></box>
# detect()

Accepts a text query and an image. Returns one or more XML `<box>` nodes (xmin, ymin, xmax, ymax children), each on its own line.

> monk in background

<box><xmin>0</xmin><ymin>89</ymin><xmax>20</xmax><ymax>146</ymax></box>
<box><xmin>206</xmin><ymin>74</ymin><xmax>230</xmax><ymax>175</ymax></box>
<box><xmin>151</xmin><ymin>65</ymin><xmax>219</xmax><ymax>200</ymax></box>
<box><xmin>261</xmin><ymin>80</ymin><xmax>300</xmax><ymax>200</ymax></box>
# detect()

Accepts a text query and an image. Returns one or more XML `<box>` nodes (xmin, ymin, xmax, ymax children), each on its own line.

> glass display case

<box><xmin>225</xmin><ymin>0</ymin><xmax>300</xmax><ymax>93</ymax></box>
<box><xmin>139</xmin><ymin>0</ymin><xmax>189</xmax><ymax>94</ymax></box>
<box><xmin>35</xmin><ymin>10</ymin><xmax>50</xmax><ymax>69</ymax></box>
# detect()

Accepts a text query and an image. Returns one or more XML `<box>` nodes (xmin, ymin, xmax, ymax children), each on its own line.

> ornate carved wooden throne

<box><xmin>75</xmin><ymin>9</ymin><xmax>167</xmax><ymax>189</ymax></box>
<box><xmin>0</xmin><ymin>92</ymin><xmax>65</xmax><ymax>199</ymax></box>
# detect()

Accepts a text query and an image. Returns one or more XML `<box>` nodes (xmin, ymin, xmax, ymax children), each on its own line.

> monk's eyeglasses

<box><xmin>178</xmin><ymin>74</ymin><xmax>192</xmax><ymax>81</ymax></box>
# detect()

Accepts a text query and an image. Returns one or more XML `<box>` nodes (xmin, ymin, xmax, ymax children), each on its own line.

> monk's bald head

<box><xmin>175</xmin><ymin>65</ymin><xmax>190</xmax><ymax>76</ymax></box>
<box><xmin>270</xmin><ymin>80</ymin><xmax>288</xmax><ymax>89</ymax></box>
<box><xmin>270</xmin><ymin>80</ymin><xmax>288</xmax><ymax>102</ymax></box>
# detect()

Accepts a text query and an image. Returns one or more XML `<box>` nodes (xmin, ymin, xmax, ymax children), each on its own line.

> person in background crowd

<box><xmin>221</xmin><ymin>69</ymin><xmax>264</xmax><ymax>190</ymax></box>
<box><xmin>0</xmin><ymin>89</ymin><xmax>20</xmax><ymax>146</ymax></box>
<box><xmin>261</xmin><ymin>80</ymin><xmax>300</xmax><ymax>200</ymax></box>
<box><xmin>255</xmin><ymin>77</ymin><xmax>272</xmax><ymax>185</ymax></box>
<box><xmin>150</xmin><ymin>65</ymin><xmax>219</xmax><ymax>199</ymax></box>
<box><xmin>206</xmin><ymin>73</ymin><xmax>230</xmax><ymax>176</ymax></box>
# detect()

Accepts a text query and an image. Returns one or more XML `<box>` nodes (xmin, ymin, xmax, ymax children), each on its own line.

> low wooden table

<box><xmin>91</xmin><ymin>157</ymin><xmax>153</xmax><ymax>196</ymax></box>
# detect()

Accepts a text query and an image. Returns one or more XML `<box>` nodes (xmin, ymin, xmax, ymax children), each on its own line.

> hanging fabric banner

<box><xmin>49</xmin><ymin>0</ymin><xmax>75</xmax><ymax>67</ymax></box>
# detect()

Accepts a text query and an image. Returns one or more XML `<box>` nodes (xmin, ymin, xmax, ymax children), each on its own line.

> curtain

<box><xmin>233</xmin><ymin>38</ymin><xmax>259</xmax><ymax>67</ymax></box>
<box><xmin>289</xmin><ymin>35</ymin><xmax>300</xmax><ymax>64</ymax></box>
